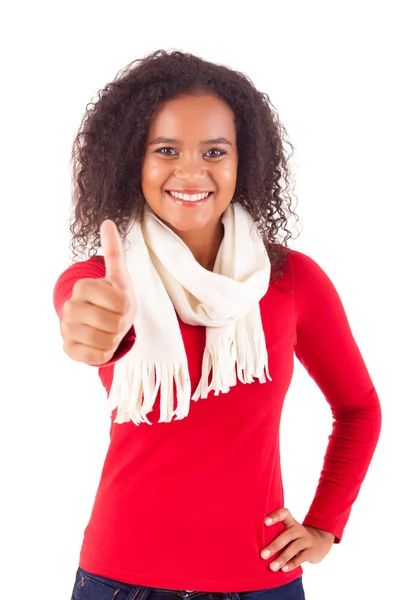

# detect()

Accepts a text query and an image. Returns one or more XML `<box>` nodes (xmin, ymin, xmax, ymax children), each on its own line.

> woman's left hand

<box><xmin>261</xmin><ymin>508</ymin><xmax>335</xmax><ymax>572</ymax></box>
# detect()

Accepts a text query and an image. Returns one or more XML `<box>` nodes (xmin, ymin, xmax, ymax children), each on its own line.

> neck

<box><xmin>175</xmin><ymin>221</ymin><xmax>224</xmax><ymax>272</ymax></box>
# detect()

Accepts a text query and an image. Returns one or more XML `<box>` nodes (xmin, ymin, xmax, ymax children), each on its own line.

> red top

<box><xmin>53</xmin><ymin>248</ymin><xmax>381</xmax><ymax>592</ymax></box>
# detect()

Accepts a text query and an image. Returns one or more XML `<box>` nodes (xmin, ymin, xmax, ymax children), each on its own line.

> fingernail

<box><xmin>271</xmin><ymin>561</ymin><xmax>280</xmax><ymax>571</ymax></box>
<box><xmin>265</xmin><ymin>518</ymin><xmax>273</xmax><ymax>525</ymax></box>
<box><xmin>282</xmin><ymin>565</ymin><xmax>289</xmax><ymax>572</ymax></box>
<box><xmin>261</xmin><ymin>549</ymin><xmax>270</xmax><ymax>559</ymax></box>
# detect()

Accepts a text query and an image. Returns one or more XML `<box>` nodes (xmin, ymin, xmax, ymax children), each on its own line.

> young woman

<box><xmin>54</xmin><ymin>50</ymin><xmax>381</xmax><ymax>600</ymax></box>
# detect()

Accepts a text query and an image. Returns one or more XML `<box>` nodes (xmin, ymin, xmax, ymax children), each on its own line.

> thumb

<box><xmin>100</xmin><ymin>219</ymin><xmax>130</xmax><ymax>291</ymax></box>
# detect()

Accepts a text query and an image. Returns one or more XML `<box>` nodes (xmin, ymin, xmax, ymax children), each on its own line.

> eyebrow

<box><xmin>148</xmin><ymin>136</ymin><xmax>232</xmax><ymax>146</ymax></box>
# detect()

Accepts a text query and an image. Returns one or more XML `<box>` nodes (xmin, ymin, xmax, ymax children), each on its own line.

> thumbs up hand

<box><xmin>61</xmin><ymin>220</ymin><xmax>137</xmax><ymax>365</ymax></box>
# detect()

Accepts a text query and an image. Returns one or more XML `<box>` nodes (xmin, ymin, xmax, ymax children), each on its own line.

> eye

<box><xmin>155</xmin><ymin>147</ymin><xmax>179</xmax><ymax>156</ymax></box>
<box><xmin>204</xmin><ymin>148</ymin><xmax>227</xmax><ymax>158</ymax></box>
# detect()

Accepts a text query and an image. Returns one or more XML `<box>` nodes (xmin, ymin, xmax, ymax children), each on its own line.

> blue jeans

<box><xmin>71</xmin><ymin>567</ymin><xmax>306</xmax><ymax>600</ymax></box>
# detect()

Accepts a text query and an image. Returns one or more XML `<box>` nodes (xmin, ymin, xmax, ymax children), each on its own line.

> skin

<box><xmin>141</xmin><ymin>92</ymin><xmax>238</xmax><ymax>271</ymax></box>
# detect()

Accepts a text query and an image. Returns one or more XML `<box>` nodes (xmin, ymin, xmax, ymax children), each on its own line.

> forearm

<box><xmin>302</xmin><ymin>390</ymin><xmax>382</xmax><ymax>542</ymax></box>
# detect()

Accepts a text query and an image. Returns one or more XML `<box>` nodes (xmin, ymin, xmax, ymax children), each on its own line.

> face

<box><xmin>141</xmin><ymin>93</ymin><xmax>238</xmax><ymax>236</ymax></box>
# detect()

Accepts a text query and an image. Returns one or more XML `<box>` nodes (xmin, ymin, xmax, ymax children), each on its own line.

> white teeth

<box><xmin>169</xmin><ymin>191</ymin><xmax>211</xmax><ymax>201</ymax></box>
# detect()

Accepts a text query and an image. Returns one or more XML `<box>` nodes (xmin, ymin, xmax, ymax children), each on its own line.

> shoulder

<box><xmin>286</xmin><ymin>246</ymin><xmax>322</xmax><ymax>271</ymax></box>
<box><xmin>268</xmin><ymin>244</ymin><xmax>323</xmax><ymax>292</ymax></box>
<box><xmin>284</xmin><ymin>247</ymin><xmax>345</xmax><ymax>324</ymax></box>
<box><xmin>55</xmin><ymin>255</ymin><xmax>106</xmax><ymax>283</ymax></box>
<box><xmin>284</xmin><ymin>247</ymin><xmax>334</xmax><ymax>289</ymax></box>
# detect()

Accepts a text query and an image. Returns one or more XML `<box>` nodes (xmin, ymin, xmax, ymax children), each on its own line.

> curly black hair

<box><xmin>70</xmin><ymin>49</ymin><xmax>301</xmax><ymax>283</ymax></box>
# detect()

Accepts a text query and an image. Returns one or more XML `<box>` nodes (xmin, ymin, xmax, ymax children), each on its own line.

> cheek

<box><xmin>141</xmin><ymin>157</ymin><xmax>167</xmax><ymax>190</ymax></box>
<box><xmin>216</xmin><ymin>161</ymin><xmax>238</xmax><ymax>191</ymax></box>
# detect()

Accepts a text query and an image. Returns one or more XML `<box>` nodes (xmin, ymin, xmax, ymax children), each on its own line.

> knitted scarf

<box><xmin>106</xmin><ymin>202</ymin><xmax>272</xmax><ymax>425</ymax></box>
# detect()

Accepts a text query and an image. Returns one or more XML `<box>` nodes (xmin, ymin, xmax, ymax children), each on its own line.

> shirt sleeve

<box><xmin>53</xmin><ymin>255</ymin><xmax>135</xmax><ymax>365</ymax></box>
<box><xmin>288</xmin><ymin>249</ymin><xmax>382</xmax><ymax>543</ymax></box>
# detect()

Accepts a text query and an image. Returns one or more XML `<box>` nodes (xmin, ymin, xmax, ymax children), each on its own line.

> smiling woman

<box><xmin>141</xmin><ymin>93</ymin><xmax>238</xmax><ymax>269</ymax></box>
<box><xmin>54</xmin><ymin>49</ymin><xmax>381</xmax><ymax>600</ymax></box>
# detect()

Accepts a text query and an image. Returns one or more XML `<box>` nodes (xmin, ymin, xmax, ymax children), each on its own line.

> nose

<box><xmin>173</xmin><ymin>155</ymin><xmax>207</xmax><ymax>180</ymax></box>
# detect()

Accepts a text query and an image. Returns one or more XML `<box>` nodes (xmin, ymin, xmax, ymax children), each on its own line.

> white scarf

<box><xmin>106</xmin><ymin>202</ymin><xmax>272</xmax><ymax>425</ymax></box>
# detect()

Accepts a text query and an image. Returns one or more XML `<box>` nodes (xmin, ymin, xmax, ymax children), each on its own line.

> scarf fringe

<box><xmin>107</xmin><ymin>358</ymin><xmax>191</xmax><ymax>426</ymax></box>
<box><xmin>192</xmin><ymin>316</ymin><xmax>272</xmax><ymax>401</ymax></box>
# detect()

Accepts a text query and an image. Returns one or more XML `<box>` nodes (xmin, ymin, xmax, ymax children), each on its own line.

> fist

<box><xmin>61</xmin><ymin>219</ymin><xmax>137</xmax><ymax>365</ymax></box>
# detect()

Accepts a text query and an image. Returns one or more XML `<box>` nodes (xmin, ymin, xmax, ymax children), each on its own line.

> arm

<box><xmin>53</xmin><ymin>255</ymin><xmax>135</xmax><ymax>365</ymax></box>
<box><xmin>288</xmin><ymin>249</ymin><xmax>382</xmax><ymax>543</ymax></box>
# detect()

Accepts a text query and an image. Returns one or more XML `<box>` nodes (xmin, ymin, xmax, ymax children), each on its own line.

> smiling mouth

<box><xmin>166</xmin><ymin>190</ymin><xmax>214</xmax><ymax>202</ymax></box>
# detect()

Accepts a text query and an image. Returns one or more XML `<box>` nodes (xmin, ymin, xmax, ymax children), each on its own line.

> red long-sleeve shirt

<box><xmin>53</xmin><ymin>247</ymin><xmax>381</xmax><ymax>592</ymax></box>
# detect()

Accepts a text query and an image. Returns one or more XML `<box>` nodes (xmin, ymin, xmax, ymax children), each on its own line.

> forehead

<box><xmin>148</xmin><ymin>94</ymin><xmax>236</xmax><ymax>138</ymax></box>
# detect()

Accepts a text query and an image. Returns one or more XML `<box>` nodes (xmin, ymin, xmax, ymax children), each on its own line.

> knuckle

<box><xmin>292</xmin><ymin>542</ymin><xmax>305</xmax><ymax>557</ymax></box>
<box><xmin>95</xmin><ymin>350</ymin><xmax>106</xmax><ymax>365</ymax></box>
<box><xmin>60</xmin><ymin>319</ymin><xmax>75</xmax><ymax>341</ymax></box>
<box><xmin>60</xmin><ymin>319</ymin><xmax>68</xmax><ymax>338</ymax></box>
<box><xmin>99</xmin><ymin>349</ymin><xmax>109</xmax><ymax>364</ymax></box>
<box><xmin>111</xmin><ymin>333</ymin><xmax>121</xmax><ymax>348</ymax></box>
<box><xmin>64</xmin><ymin>341</ymin><xmax>83</xmax><ymax>362</ymax></box>
<box><xmin>87</xmin><ymin>348</ymin><xmax>105</xmax><ymax>365</ymax></box>
<box><xmin>279</xmin><ymin>552</ymin><xmax>290</xmax><ymax>564</ymax></box>
<box><xmin>62</xmin><ymin>300</ymin><xmax>73</xmax><ymax>322</ymax></box>
<box><xmin>123</xmin><ymin>302</ymin><xmax>132</xmax><ymax>317</ymax></box>
<box><xmin>115</xmin><ymin>314</ymin><xmax>126</xmax><ymax>332</ymax></box>
<box><xmin>72</xmin><ymin>278</ymin><xmax>86</xmax><ymax>295</ymax></box>
<box><xmin>271</xmin><ymin>532</ymin><xmax>290</xmax><ymax>551</ymax></box>
<box><xmin>119</xmin><ymin>295</ymin><xmax>130</xmax><ymax>315</ymax></box>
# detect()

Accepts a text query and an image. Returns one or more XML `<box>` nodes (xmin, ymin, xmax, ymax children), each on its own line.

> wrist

<box><xmin>305</xmin><ymin>525</ymin><xmax>335</xmax><ymax>543</ymax></box>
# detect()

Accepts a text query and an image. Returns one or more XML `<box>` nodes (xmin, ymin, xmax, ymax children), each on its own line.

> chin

<box><xmin>153</xmin><ymin>206</ymin><xmax>213</xmax><ymax>231</ymax></box>
<box><xmin>166</xmin><ymin>216</ymin><xmax>211</xmax><ymax>233</ymax></box>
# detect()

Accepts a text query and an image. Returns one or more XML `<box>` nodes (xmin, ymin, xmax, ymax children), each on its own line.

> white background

<box><xmin>1</xmin><ymin>1</ymin><xmax>398</xmax><ymax>599</ymax></box>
